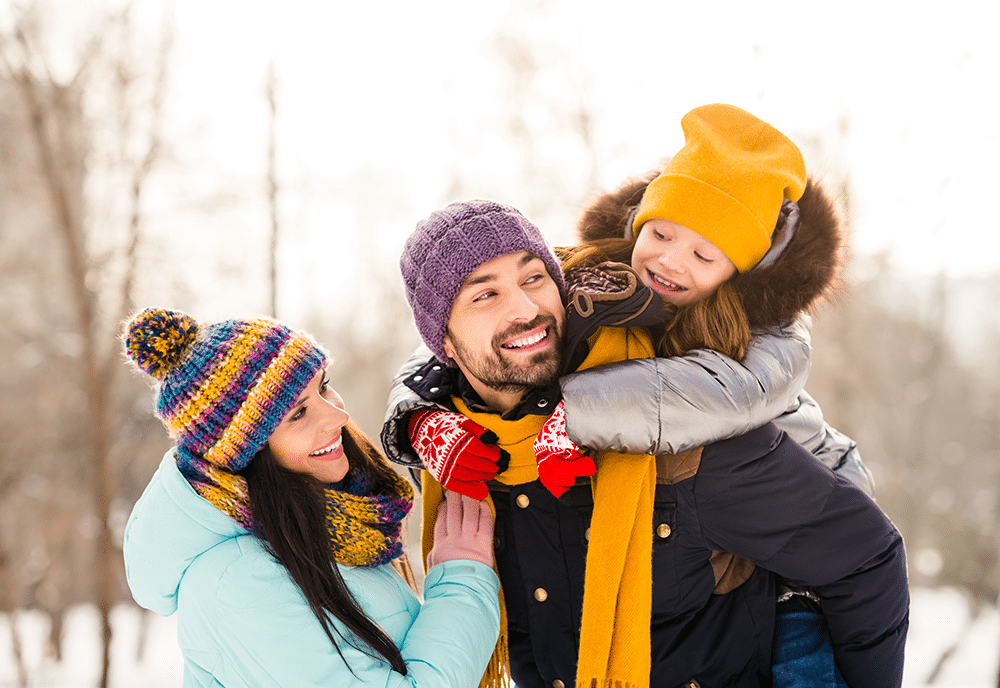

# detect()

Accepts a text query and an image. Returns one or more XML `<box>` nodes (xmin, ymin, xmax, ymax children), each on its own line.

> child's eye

<box><xmin>694</xmin><ymin>252</ymin><xmax>713</xmax><ymax>263</ymax></box>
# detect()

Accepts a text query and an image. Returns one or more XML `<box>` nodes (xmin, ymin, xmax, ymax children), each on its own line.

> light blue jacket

<box><xmin>124</xmin><ymin>452</ymin><xmax>501</xmax><ymax>688</ymax></box>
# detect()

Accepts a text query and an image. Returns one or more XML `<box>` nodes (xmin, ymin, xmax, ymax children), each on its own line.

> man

<box><xmin>382</xmin><ymin>199</ymin><xmax>907</xmax><ymax>688</ymax></box>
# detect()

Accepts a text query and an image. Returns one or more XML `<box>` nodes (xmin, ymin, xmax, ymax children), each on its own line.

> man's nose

<box><xmin>507</xmin><ymin>288</ymin><xmax>541</xmax><ymax>322</ymax></box>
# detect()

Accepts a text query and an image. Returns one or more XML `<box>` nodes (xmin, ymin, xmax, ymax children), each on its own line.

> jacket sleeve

<box><xmin>190</xmin><ymin>548</ymin><xmax>501</xmax><ymax>688</ymax></box>
<box><xmin>397</xmin><ymin>561</ymin><xmax>502</xmax><ymax>686</ymax></box>
<box><xmin>380</xmin><ymin>345</ymin><xmax>452</xmax><ymax>468</ymax></box>
<box><xmin>772</xmin><ymin>391</ymin><xmax>875</xmax><ymax>496</ymax></box>
<box><xmin>696</xmin><ymin>426</ymin><xmax>908</xmax><ymax>688</ymax></box>
<box><xmin>560</xmin><ymin>315</ymin><xmax>813</xmax><ymax>455</ymax></box>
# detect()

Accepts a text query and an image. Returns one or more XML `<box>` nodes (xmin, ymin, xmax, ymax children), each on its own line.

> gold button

<box><xmin>516</xmin><ymin>494</ymin><xmax>530</xmax><ymax>508</ymax></box>
<box><xmin>534</xmin><ymin>588</ymin><xmax>548</xmax><ymax>602</ymax></box>
<box><xmin>553</xmin><ymin>681</ymin><xmax>565</xmax><ymax>688</ymax></box>
<box><xmin>656</xmin><ymin>523</ymin><xmax>672</xmax><ymax>539</ymax></box>
<box><xmin>685</xmin><ymin>680</ymin><xmax>700</xmax><ymax>688</ymax></box>
<box><xmin>584</xmin><ymin>527</ymin><xmax>591</xmax><ymax>540</ymax></box>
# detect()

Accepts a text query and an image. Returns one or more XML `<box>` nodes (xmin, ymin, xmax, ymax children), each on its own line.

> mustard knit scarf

<box><xmin>420</xmin><ymin>326</ymin><xmax>656</xmax><ymax>688</ymax></box>
<box><xmin>185</xmin><ymin>459</ymin><xmax>414</xmax><ymax>568</ymax></box>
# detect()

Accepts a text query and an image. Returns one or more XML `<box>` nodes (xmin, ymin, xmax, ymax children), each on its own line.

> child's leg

<box><xmin>771</xmin><ymin>597</ymin><xmax>848</xmax><ymax>688</ymax></box>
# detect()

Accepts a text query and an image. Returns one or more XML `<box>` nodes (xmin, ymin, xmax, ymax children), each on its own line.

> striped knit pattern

<box><xmin>325</xmin><ymin>469</ymin><xmax>414</xmax><ymax>567</ymax></box>
<box><xmin>124</xmin><ymin>307</ymin><xmax>411</xmax><ymax>568</ymax></box>
<box><xmin>123</xmin><ymin>307</ymin><xmax>328</xmax><ymax>526</ymax></box>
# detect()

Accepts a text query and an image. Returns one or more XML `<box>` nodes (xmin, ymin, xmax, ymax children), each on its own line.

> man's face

<box><xmin>443</xmin><ymin>251</ymin><xmax>565</xmax><ymax>405</ymax></box>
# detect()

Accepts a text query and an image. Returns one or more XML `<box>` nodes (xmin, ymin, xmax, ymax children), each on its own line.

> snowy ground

<box><xmin>0</xmin><ymin>586</ymin><xmax>996</xmax><ymax>687</ymax></box>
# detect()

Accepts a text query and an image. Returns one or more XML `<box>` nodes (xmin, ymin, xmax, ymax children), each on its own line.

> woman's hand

<box><xmin>426</xmin><ymin>491</ymin><xmax>495</xmax><ymax>569</ymax></box>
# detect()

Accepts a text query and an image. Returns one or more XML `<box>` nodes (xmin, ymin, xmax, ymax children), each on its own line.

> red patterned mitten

<box><xmin>409</xmin><ymin>409</ymin><xmax>507</xmax><ymax>500</ymax></box>
<box><xmin>534</xmin><ymin>401</ymin><xmax>595</xmax><ymax>498</ymax></box>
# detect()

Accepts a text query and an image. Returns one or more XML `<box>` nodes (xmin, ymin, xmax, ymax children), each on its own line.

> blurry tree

<box><xmin>0</xmin><ymin>2</ymin><xmax>172</xmax><ymax>686</ymax></box>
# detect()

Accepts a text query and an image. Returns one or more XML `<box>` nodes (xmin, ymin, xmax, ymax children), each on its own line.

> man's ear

<box><xmin>442</xmin><ymin>333</ymin><xmax>456</xmax><ymax>361</ymax></box>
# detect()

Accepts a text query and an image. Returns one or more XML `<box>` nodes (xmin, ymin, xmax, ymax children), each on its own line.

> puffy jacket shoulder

<box><xmin>381</xmin><ymin>345</ymin><xmax>454</xmax><ymax>468</ymax></box>
<box><xmin>124</xmin><ymin>451</ymin><xmax>243</xmax><ymax>616</ymax></box>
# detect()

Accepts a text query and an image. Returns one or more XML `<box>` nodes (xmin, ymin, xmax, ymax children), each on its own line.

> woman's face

<box><xmin>267</xmin><ymin>369</ymin><xmax>351</xmax><ymax>484</ymax></box>
<box><xmin>631</xmin><ymin>219</ymin><xmax>737</xmax><ymax>307</ymax></box>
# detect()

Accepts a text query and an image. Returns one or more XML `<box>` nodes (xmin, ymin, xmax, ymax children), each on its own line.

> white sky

<box><xmin>5</xmin><ymin>0</ymin><xmax>999</xmax><ymax>320</ymax></box>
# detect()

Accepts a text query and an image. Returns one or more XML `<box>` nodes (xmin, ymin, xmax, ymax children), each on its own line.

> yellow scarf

<box><xmin>420</xmin><ymin>326</ymin><xmax>656</xmax><ymax>688</ymax></box>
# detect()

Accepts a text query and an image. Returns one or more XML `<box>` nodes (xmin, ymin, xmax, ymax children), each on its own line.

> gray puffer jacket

<box><xmin>559</xmin><ymin>314</ymin><xmax>874</xmax><ymax>496</ymax></box>
<box><xmin>381</xmin><ymin>319</ymin><xmax>874</xmax><ymax>496</ymax></box>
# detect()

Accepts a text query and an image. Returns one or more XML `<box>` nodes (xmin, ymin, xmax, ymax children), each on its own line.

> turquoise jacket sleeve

<box><xmin>179</xmin><ymin>545</ymin><xmax>501</xmax><ymax>688</ymax></box>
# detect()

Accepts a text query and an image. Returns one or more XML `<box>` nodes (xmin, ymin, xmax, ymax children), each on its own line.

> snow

<box><xmin>0</xmin><ymin>587</ymin><xmax>995</xmax><ymax>687</ymax></box>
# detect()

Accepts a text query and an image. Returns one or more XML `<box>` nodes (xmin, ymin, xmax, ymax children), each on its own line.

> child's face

<box><xmin>268</xmin><ymin>369</ymin><xmax>351</xmax><ymax>484</ymax></box>
<box><xmin>631</xmin><ymin>219</ymin><xmax>737</xmax><ymax>307</ymax></box>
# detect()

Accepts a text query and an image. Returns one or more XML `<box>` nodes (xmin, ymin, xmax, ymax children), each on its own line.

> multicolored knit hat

<box><xmin>632</xmin><ymin>103</ymin><xmax>807</xmax><ymax>273</ymax></box>
<box><xmin>123</xmin><ymin>307</ymin><xmax>328</xmax><ymax>524</ymax></box>
<box><xmin>400</xmin><ymin>200</ymin><xmax>567</xmax><ymax>365</ymax></box>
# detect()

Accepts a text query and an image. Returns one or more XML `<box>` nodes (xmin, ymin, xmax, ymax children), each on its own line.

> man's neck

<box><xmin>450</xmin><ymin>359</ymin><xmax>529</xmax><ymax>415</ymax></box>
<box><xmin>467</xmin><ymin>377</ymin><xmax>527</xmax><ymax>416</ymax></box>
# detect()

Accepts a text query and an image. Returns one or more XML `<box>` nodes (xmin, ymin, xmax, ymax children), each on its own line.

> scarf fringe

<box><xmin>479</xmin><ymin>582</ymin><xmax>511</xmax><ymax>688</ymax></box>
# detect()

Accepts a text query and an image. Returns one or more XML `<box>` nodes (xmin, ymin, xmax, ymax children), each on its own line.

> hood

<box><xmin>576</xmin><ymin>171</ymin><xmax>844</xmax><ymax>328</ymax></box>
<box><xmin>123</xmin><ymin>450</ymin><xmax>245</xmax><ymax>616</ymax></box>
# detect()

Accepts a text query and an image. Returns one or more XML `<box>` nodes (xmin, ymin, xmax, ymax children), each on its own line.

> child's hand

<box><xmin>426</xmin><ymin>491</ymin><xmax>495</xmax><ymax>569</ymax></box>
<box><xmin>534</xmin><ymin>400</ymin><xmax>595</xmax><ymax>498</ymax></box>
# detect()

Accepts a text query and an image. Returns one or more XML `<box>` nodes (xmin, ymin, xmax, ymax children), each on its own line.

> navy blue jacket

<box><xmin>392</xmin><ymin>360</ymin><xmax>907</xmax><ymax>687</ymax></box>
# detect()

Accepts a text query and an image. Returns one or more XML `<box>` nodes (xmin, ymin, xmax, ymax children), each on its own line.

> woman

<box><xmin>122</xmin><ymin>307</ymin><xmax>500</xmax><ymax>688</ymax></box>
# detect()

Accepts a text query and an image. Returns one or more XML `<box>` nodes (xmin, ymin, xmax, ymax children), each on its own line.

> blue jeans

<box><xmin>772</xmin><ymin>602</ymin><xmax>848</xmax><ymax>688</ymax></box>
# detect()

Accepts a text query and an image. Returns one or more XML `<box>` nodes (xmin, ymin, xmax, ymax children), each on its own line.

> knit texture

<box><xmin>633</xmin><ymin>103</ymin><xmax>807</xmax><ymax>272</ymax></box>
<box><xmin>123</xmin><ymin>307</ymin><xmax>328</xmax><ymax>524</ymax></box>
<box><xmin>400</xmin><ymin>200</ymin><xmax>567</xmax><ymax>365</ymax></box>
<box><xmin>326</xmin><ymin>469</ymin><xmax>414</xmax><ymax>567</ymax></box>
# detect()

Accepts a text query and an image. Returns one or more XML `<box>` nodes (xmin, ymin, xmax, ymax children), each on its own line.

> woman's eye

<box><xmin>291</xmin><ymin>407</ymin><xmax>306</xmax><ymax>422</ymax></box>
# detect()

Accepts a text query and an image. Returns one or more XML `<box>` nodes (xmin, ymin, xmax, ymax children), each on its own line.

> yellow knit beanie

<box><xmin>632</xmin><ymin>103</ymin><xmax>807</xmax><ymax>273</ymax></box>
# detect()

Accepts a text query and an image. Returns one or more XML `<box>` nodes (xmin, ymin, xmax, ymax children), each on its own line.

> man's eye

<box><xmin>472</xmin><ymin>291</ymin><xmax>495</xmax><ymax>302</ymax></box>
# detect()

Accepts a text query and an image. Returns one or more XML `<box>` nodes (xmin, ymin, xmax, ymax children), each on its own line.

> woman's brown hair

<box><xmin>243</xmin><ymin>419</ymin><xmax>409</xmax><ymax>676</ymax></box>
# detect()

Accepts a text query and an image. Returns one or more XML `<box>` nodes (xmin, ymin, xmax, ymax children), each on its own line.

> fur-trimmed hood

<box><xmin>576</xmin><ymin>171</ymin><xmax>844</xmax><ymax>328</ymax></box>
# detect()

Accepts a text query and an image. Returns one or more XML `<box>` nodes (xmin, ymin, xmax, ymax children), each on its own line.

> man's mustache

<box><xmin>492</xmin><ymin>314</ymin><xmax>560</xmax><ymax>350</ymax></box>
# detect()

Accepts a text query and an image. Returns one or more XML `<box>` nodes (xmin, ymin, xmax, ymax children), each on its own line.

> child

<box><xmin>122</xmin><ymin>307</ymin><xmax>501</xmax><ymax>688</ymax></box>
<box><xmin>544</xmin><ymin>103</ymin><xmax>878</xmax><ymax>686</ymax></box>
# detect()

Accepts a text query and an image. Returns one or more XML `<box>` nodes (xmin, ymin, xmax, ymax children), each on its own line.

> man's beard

<box><xmin>449</xmin><ymin>314</ymin><xmax>564</xmax><ymax>394</ymax></box>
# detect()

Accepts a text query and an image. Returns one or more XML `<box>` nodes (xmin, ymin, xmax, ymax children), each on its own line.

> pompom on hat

<box><xmin>400</xmin><ymin>200</ymin><xmax>567</xmax><ymax>365</ymax></box>
<box><xmin>632</xmin><ymin>103</ymin><xmax>807</xmax><ymax>273</ymax></box>
<box><xmin>123</xmin><ymin>307</ymin><xmax>328</xmax><ymax>524</ymax></box>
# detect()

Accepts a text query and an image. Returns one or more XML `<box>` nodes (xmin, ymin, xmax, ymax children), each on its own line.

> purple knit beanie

<box><xmin>400</xmin><ymin>200</ymin><xmax>567</xmax><ymax>365</ymax></box>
